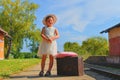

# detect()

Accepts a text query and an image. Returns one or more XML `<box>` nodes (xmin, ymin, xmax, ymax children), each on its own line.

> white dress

<box><xmin>37</xmin><ymin>26</ymin><xmax>57</xmax><ymax>56</ymax></box>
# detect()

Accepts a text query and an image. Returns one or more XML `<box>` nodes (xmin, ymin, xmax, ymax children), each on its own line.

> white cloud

<box><xmin>50</xmin><ymin>0</ymin><xmax>120</xmax><ymax>32</ymax></box>
<box><xmin>50</xmin><ymin>0</ymin><xmax>83</xmax><ymax>9</ymax></box>
<box><xmin>70</xmin><ymin>35</ymin><xmax>88</xmax><ymax>42</ymax></box>
<box><xmin>31</xmin><ymin>0</ymin><xmax>120</xmax><ymax>52</ymax></box>
<box><xmin>57</xmin><ymin>30</ymin><xmax>88</xmax><ymax>51</ymax></box>
<box><xmin>87</xmin><ymin>0</ymin><xmax>120</xmax><ymax>16</ymax></box>
<box><xmin>60</xmin><ymin>30</ymin><xmax>88</xmax><ymax>42</ymax></box>
<box><xmin>57</xmin><ymin>8</ymin><xmax>88</xmax><ymax>32</ymax></box>
<box><xmin>34</xmin><ymin>0</ymin><xmax>120</xmax><ymax>31</ymax></box>
<box><xmin>82</xmin><ymin>0</ymin><xmax>120</xmax><ymax>25</ymax></box>
<box><xmin>56</xmin><ymin>5</ymin><xmax>92</xmax><ymax>32</ymax></box>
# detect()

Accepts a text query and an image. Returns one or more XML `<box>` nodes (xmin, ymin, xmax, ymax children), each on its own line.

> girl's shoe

<box><xmin>39</xmin><ymin>71</ymin><xmax>44</xmax><ymax>77</ymax></box>
<box><xmin>45</xmin><ymin>71</ymin><xmax>51</xmax><ymax>76</ymax></box>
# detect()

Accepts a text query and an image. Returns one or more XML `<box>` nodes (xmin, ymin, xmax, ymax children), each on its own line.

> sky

<box><xmin>22</xmin><ymin>0</ymin><xmax>120</xmax><ymax>52</ymax></box>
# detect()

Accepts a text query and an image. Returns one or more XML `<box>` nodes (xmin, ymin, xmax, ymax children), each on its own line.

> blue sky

<box><xmin>22</xmin><ymin>0</ymin><xmax>120</xmax><ymax>52</ymax></box>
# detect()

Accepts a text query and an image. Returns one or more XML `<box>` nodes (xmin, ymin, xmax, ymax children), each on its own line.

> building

<box><xmin>100</xmin><ymin>23</ymin><xmax>120</xmax><ymax>56</ymax></box>
<box><xmin>0</xmin><ymin>28</ymin><xmax>11</xmax><ymax>60</ymax></box>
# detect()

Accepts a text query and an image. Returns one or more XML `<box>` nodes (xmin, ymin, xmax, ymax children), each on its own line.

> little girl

<box><xmin>37</xmin><ymin>14</ymin><xmax>59</xmax><ymax>76</ymax></box>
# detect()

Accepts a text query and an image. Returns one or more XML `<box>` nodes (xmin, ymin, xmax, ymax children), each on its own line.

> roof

<box><xmin>0</xmin><ymin>27</ymin><xmax>12</xmax><ymax>39</ymax></box>
<box><xmin>100</xmin><ymin>23</ymin><xmax>120</xmax><ymax>34</ymax></box>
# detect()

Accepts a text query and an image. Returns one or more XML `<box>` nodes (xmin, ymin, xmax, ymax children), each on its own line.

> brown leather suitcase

<box><xmin>56</xmin><ymin>57</ymin><xmax>84</xmax><ymax>76</ymax></box>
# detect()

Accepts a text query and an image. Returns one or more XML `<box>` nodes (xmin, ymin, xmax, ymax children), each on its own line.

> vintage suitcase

<box><xmin>56</xmin><ymin>57</ymin><xmax>84</xmax><ymax>76</ymax></box>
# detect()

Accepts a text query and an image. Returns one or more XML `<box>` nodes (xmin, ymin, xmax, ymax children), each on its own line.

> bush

<box><xmin>13</xmin><ymin>52</ymin><xmax>39</xmax><ymax>59</ymax></box>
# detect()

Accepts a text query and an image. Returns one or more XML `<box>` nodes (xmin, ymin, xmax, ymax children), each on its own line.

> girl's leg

<box><xmin>45</xmin><ymin>55</ymin><xmax>54</xmax><ymax>76</ymax></box>
<box><xmin>48</xmin><ymin>55</ymin><xmax>54</xmax><ymax>71</ymax></box>
<box><xmin>39</xmin><ymin>54</ymin><xmax>47</xmax><ymax>76</ymax></box>
<box><xmin>41</xmin><ymin>54</ymin><xmax>47</xmax><ymax>71</ymax></box>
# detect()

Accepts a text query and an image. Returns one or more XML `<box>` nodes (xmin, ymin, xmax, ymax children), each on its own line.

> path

<box><xmin>4</xmin><ymin>58</ymin><xmax>95</xmax><ymax>80</ymax></box>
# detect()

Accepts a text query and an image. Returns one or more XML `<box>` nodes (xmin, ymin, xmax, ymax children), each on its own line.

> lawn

<box><xmin>0</xmin><ymin>58</ymin><xmax>40</xmax><ymax>78</ymax></box>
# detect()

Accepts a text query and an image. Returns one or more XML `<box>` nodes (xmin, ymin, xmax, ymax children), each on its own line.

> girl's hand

<box><xmin>50</xmin><ymin>37</ymin><xmax>55</xmax><ymax>41</ymax></box>
<box><xmin>47</xmin><ymin>36</ymin><xmax>57</xmax><ymax>43</ymax></box>
<box><xmin>47</xmin><ymin>38</ymin><xmax>52</xmax><ymax>43</ymax></box>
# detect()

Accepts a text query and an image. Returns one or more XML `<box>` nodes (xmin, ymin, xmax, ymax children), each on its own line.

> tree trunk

<box><xmin>5</xmin><ymin>39</ymin><xmax>12</xmax><ymax>59</ymax></box>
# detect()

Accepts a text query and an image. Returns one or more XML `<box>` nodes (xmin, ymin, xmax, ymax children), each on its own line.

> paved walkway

<box><xmin>4</xmin><ymin>59</ymin><xmax>95</xmax><ymax>80</ymax></box>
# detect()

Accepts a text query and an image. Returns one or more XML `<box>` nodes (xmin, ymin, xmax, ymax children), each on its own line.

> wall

<box><xmin>109</xmin><ymin>27</ymin><xmax>120</xmax><ymax>56</ymax></box>
<box><xmin>0</xmin><ymin>33</ymin><xmax>4</xmax><ymax>60</ymax></box>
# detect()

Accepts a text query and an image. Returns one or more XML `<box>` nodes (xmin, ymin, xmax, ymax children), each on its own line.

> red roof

<box><xmin>100</xmin><ymin>23</ymin><xmax>120</xmax><ymax>33</ymax></box>
<box><xmin>0</xmin><ymin>27</ymin><xmax>11</xmax><ymax>38</ymax></box>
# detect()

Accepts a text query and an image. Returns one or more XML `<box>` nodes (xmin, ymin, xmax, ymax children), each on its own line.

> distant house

<box><xmin>0</xmin><ymin>28</ymin><xmax>11</xmax><ymax>60</ymax></box>
<box><xmin>100</xmin><ymin>23</ymin><xmax>120</xmax><ymax>56</ymax></box>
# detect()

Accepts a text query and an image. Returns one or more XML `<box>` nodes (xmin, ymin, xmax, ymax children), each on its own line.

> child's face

<box><xmin>46</xmin><ymin>17</ymin><xmax>54</xmax><ymax>27</ymax></box>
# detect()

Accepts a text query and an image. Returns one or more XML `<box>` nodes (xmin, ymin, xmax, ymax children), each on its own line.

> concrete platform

<box><xmin>4</xmin><ymin>59</ymin><xmax>95</xmax><ymax>80</ymax></box>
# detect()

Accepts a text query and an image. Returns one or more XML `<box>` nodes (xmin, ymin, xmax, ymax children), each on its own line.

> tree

<box><xmin>0</xmin><ymin>0</ymin><xmax>40</xmax><ymax>58</ymax></box>
<box><xmin>64</xmin><ymin>42</ymin><xmax>83</xmax><ymax>55</ymax></box>
<box><xmin>27</xmin><ymin>29</ymin><xmax>42</xmax><ymax>53</ymax></box>
<box><xmin>64</xmin><ymin>42</ymin><xmax>72</xmax><ymax>51</ymax></box>
<box><xmin>64</xmin><ymin>36</ymin><xmax>109</xmax><ymax>56</ymax></box>
<box><xmin>81</xmin><ymin>36</ymin><xmax>109</xmax><ymax>55</ymax></box>
<box><xmin>64</xmin><ymin>42</ymin><xmax>79</xmax><ymax>51</ymax></box>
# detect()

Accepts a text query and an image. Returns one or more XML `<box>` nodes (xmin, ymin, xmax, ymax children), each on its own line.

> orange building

<box><xmin>0</xmin><ymin>28</ymin><xmax>11</xmax><ymax>60</ymax></box>
<box><xmin>101</xmin><ymin>23</ymin><xmax>120</xmax><ymax>56</ymax></box>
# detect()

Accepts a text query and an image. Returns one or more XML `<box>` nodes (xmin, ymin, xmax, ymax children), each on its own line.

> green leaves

<box><xmin>64</xmin><ymin>36</ymin><xmax>109</xmax><ymax>56</ymax></box>
<box><xmin>82</xmin><ymin>36</ymin><xmax>109</xmax><ymax>55</ymax></box>
<box><xmin>64</xmin><ymin>42</ymin><xmax>82</xmax><ymax>54</ymax></box>
<box><xmin>0</xmin><ymin>0</ymin><xmax>40</xmax><ymax>56</ymax></box>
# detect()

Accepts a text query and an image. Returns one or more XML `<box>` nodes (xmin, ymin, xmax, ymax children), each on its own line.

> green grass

<box><xmin>0</xmin><ymin>58</ymin><xmax>40</xmax><ymax>78</ymax></box>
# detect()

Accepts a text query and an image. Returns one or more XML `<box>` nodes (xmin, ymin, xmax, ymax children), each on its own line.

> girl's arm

<box><xmin>41</xmin><ymin>27</ymin><xmax>52</xmax><ymax>43</ymax></box>
<box><xmin>41</xmin><ymin>27</ymin><xmax>49</xmax><ymax>41</ymax></box>
<box><xmin>51</xmin><ymin>29</ymin><xmax>60</xmax><ymax>41</ymax></box>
